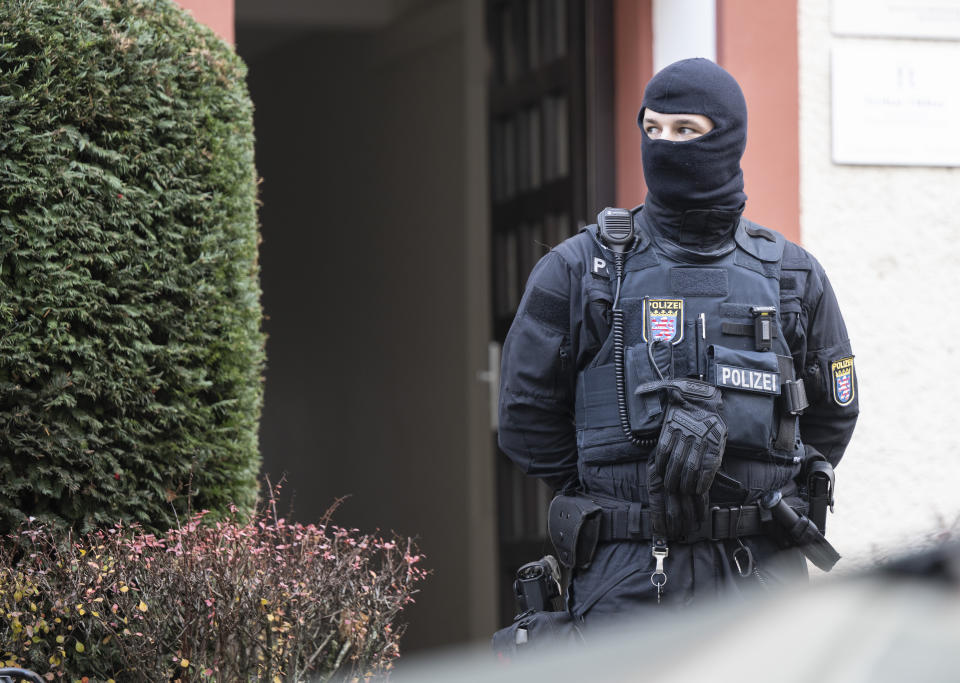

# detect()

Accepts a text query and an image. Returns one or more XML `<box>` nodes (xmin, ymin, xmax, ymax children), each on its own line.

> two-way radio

<box><xmin>597</xmin><ymin>206</ymin><xmax>635</xmax><ymax>253</ymax></box>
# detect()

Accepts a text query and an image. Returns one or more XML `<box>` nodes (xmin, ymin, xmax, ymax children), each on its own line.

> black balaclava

<box><xmin>638</xmin><ymin>58</ymin><xmax>747</xmax><ymax>256</ymax></box>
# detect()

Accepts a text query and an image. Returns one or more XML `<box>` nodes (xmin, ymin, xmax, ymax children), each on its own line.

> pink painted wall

<box><xmin>613</xmin><ymin>0</ymin><xmax>653</xmax><ymax>210</ymax></box>
<box><xmin>717</xmin><ymin>0</ymin><xmax>799</xmax><ymax>243</ymax></box>
<box><xmin>173</xmin><ymin>0</ymin><xmax>234</xmax><ymax>44</ymax></box>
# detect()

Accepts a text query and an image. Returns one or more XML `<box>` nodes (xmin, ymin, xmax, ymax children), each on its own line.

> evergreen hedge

<box><xmin>0</xmin><ymin>0</ymin><xmax>264</xmax><ymax>532</ymax></box>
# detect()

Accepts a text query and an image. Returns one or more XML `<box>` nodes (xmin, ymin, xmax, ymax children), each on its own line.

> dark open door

<box><xmin>486</xmin><ymin>0</ymin><xmax>615</xmax><ymax>624</ymax></box>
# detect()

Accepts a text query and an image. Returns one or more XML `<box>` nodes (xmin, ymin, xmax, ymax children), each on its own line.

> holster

<box><xmin>806</xmin><ymin>458</ymin><xmax>835</xmax><ymax>534</ymax></box>
<box><xmin>513</xmin><ymin>556</ymin><xmax>563</xmax><ymax>613</ymax></box>
<box><xmin>548</xmin><ymin>495</ymin><xmax>602</xmax><ymax>569</ymax></box>
<box><xmin>762</xmin><ymin>490</ymin><xmax>840</xmax><ymax>572</ymax></box>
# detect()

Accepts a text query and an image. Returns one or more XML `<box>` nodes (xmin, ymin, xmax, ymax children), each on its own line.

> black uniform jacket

<box><xmin>498</xmin><ymin>223</ymin><xmax>859</xmax><ymax>492</ymax></box>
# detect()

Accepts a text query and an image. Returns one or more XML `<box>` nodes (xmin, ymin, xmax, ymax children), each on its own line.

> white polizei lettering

<box><xmin>593</xmin><ymin>257</ymin><xmax>607</xmax><ymax>273</ymax></box>
<box><xmin>716</xmin><ymin>364</ymin><xmax>779</xmax><ymax>394</ymax></box>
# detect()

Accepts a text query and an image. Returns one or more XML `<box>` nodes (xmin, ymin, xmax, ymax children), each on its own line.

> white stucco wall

<box><xmin>799</xmin><ymin>0</ymin><xmax>960</xmax><ymax>572</ymax></box>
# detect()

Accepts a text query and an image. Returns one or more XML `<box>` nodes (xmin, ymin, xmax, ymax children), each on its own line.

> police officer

<box><xmin>498</xmin><ymin>58</ymin><xmax>858</xmax><ymax>623</ymax></box>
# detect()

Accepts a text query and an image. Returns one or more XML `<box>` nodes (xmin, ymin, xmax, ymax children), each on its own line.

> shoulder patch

<box><xmin>831</xmin><ymin>357</ymin><xmax>855</xmax><ymax>406</ymax></box>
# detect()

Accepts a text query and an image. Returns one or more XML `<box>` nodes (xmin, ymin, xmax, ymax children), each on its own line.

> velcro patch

<box><xmin>716</xmin><ymin>364</ymin><xmax>780</xmax><ymax>395</ymax></box>
<box><xmin>720</xmin><ymin>303</ymin><xmax>754</xmax><ymax>319</ymax></box>
<box><xmin>525</xmin><ymin>285</ymin><xmax>568</xmax><ymax>332</ymax></box>
<box><xmin>622</xmin><ymin>298</ymin><xmax>645</xmax><ymax>341</ymax></box>
<box><xmin>831</xmin><ymin>357</ymin><xmax>855</xmax><ymax>406</ymax></box>
<box><xmin>670</xmin><ymin>267</ymin><xmax>729</xmax><ymax>296</ymax></box>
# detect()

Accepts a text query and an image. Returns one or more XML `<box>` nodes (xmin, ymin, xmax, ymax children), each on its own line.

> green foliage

<box><xmin>0</xmin><ymin>504</ymin><xmax>427</xmax><ymax>681</ymax></box>
<box><xmin>0</xmin><ymin>0</ymin><xmax>263</xmax><ymax>532</ymax></box>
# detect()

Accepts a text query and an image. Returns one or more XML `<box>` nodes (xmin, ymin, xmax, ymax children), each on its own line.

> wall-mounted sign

<box><xmin>832</xmin><ymin>41</ymin><xmax>960</xmax><ymax>166</ymax></box>
<box><xmin>833</xmin><ymin>0</ymin><xmax>960</xmax><ymax>40</ymax></box>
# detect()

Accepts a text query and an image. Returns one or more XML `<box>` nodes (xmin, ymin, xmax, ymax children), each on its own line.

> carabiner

<box><xmin>732</xmin><ymin>539</ymin><xmax>755</xmax><ymax>577</ymax></box>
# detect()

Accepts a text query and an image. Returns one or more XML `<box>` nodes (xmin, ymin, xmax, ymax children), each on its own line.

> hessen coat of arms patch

<box><xmin>643</xmin><ymin>297</ymin><xmax>684</xmax><ymax>344</ymax></box>
<box><xmin>831</xmin><ymin>356</ymin><xmax>855</xmax><ymax>406</ymax></box>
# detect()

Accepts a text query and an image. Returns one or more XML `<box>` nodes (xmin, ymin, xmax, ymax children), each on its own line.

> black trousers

<box><xmin>568</xmin><ymin>534</ymin><xmax>809</xmax><ymax>623</ymax></box>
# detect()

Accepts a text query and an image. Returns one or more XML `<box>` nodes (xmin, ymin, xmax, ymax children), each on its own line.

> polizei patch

<box><xmin>591</xmin><ymin>256</ymin><xmax>610</xmax><ymax>279</ymax></box>
<box><xmin>831</xmin><ymin>357</ymin><xmax>855</xmax><ymax>406</ymax></box>
<box><xmin>643</xmin><ymin>297</ymin><xmax>684</xmax><ymax>344</ymax></box>
<box><xmin>715</xmin><ymin>364</ymin><xmax>780</xmax><ymax>395</ymax></box>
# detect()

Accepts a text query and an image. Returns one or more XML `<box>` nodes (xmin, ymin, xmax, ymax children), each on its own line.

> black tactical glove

<box><xmin>647</xmin><ymin>459</ymin><xmax>700</xmax><ymax>539</ymax></box>
<box><xmin>645</xmin><ymin>380</ymin><xmax>727</xmax><ymax>538</ymax></box>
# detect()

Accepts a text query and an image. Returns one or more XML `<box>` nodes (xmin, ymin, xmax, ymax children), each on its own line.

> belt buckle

<box><xmin>709</xmin><ymin>505</ymin><xmax>743</xmax><ymax>540</ymax></box>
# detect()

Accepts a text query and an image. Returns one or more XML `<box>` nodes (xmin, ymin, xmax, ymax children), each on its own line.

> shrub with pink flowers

<box><xmin>0</xmin><ymin>502</ymin><xmax>427</xmax><ymax>681</ymax></box>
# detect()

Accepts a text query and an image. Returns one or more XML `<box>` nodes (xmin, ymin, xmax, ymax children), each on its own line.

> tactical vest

<box><xmin>572</xmin><ymin>216</ymin><xmax>805</xmax><ymax>468</ymax></box>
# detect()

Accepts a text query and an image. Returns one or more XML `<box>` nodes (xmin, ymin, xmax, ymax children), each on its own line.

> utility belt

<box><xmin>600</xmin><ymin>499</ymin><xmax>777</xmax><ymax>543</ymax></box>
<box><xmin>548</xmin><ymin>489</ymin><xmax>840</xmax><ymax>572</ymax></box>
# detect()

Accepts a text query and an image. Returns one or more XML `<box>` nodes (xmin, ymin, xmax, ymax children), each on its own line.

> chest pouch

<box><xmin>620</xmin><ymin>295</ymin><xmax>701</xmax><ymax>437</ymax></box>
<box><xmin>624</xmin><ymin>333</ymin><xmax>698</xmax><ymax>436</ymax></box>
<box><xmin>708</xmin><ymin>345</ymin><xmax>780</xmax><ymax>451</ymax></box>
<box><xmin>625</xmin><ymin>342</ymin><xmax>667</xmax><ymax>434</ymax></box>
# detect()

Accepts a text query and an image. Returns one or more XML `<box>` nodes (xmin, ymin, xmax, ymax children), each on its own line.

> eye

<box><xmin>644</xmin><ymin>125</ymin><xmax>662</xmax><ymax>139</ymax></box>
<box><xmin>679</xmin><ymin>126</ymin><xmax>707</xmax><ymax>139</ymax></box>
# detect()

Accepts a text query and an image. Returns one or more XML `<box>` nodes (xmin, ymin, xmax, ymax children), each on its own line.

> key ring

<box><xmin>651</xmin><ymin>569</ymin><xmax>667</xmax><ymax>588</ymax></box>
<box><xmin>651</xmin><ymin>542</ymin><xmax>669</xmax><ymax>603</ymax></box>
